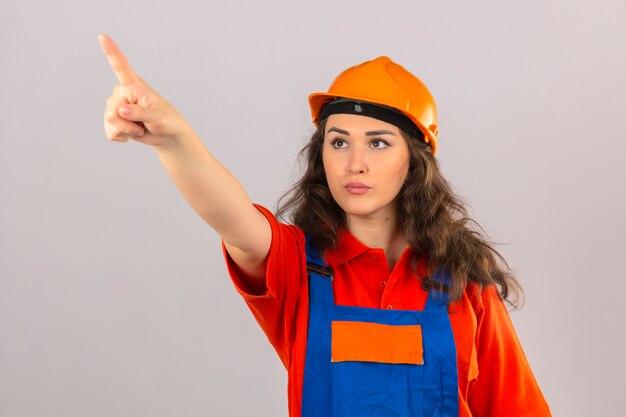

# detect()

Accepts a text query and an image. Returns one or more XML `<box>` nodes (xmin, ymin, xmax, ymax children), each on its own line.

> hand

<box><xmin>99</xmin><ymin>33</ymin><xmax>187</xmax><ymax>148</ymax></box>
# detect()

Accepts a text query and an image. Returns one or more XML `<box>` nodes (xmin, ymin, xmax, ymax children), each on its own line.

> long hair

<box><xmin>276</xmin><ymin>119</ymin><xmax>523</xmax><ymax>307</ymax></box>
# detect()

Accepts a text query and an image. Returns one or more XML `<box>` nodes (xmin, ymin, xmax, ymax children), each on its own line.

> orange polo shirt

<box><xmin>223</xmin><ymin>204</ymin><xmax>551</xmax><ymax>417</ymax></box>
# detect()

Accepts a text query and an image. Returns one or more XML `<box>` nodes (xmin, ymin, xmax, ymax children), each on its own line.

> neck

<box><xmin>346</xmin><ymin>212</ymin><xmax>409</xmax><ymax>269</ymax></box>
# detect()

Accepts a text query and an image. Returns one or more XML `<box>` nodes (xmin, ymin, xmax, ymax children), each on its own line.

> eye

<box><xmin>330</xmin><ymin>138</ymin><xmax>348</xmax><ymax>149</ymax></box>
<box><xmin>370</xmin><ymin>138</ymin><xmax>390</xmax><ymax>149</ymax></box>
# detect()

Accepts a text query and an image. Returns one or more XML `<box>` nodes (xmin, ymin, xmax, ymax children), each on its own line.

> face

<box><xmin>322</xmin><ymin>113</ymin><xmax>410</xmax><ymax>221</ymax></box>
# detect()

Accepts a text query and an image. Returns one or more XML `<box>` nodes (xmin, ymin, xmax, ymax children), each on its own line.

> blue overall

<box><xmin>301</xmin><ymin>236</ymin><xmax>459</xmax><ymax>417</ymax></box>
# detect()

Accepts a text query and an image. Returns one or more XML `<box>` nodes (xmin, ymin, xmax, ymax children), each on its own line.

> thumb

<box><xmin>117</xmin><ymin>103</ymin><xmax>158</xmax><ymax>124</ymax></box>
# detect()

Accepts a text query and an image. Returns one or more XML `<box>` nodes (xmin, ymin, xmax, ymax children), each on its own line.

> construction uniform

<box><xmin>223</xmin><ymin>204</ymin><xmax>551</xmax><ymax>417</ymax></box>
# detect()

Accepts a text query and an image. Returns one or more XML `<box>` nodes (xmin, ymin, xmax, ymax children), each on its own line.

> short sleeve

<box><xmin>468</xmin><ymin>285</ymin><xmax>551</xmax><ymax>417</ymax></box>
<box><xmin>221</xmin><ymin>204</ymin><xmax>307</xmax><ymax>368</ymax></box>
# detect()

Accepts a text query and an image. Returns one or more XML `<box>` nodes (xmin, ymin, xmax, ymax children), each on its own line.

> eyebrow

<box><xmin>365</xmin><ymin>129</ymin><xmax>397</xmax><ymax>136</ymax></box>
<box><xmin>327</xmin><ymin>127</ymin><xmax>397</xmax><ymax>136</ymax></box>
<box><xmin>327</xmin><ymin>127</ymin><xmax>350</xmax><ymax>135</ymax></box>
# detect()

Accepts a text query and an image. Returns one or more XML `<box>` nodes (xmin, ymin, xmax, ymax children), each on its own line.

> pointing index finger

<box><xmin>98</xmin><ymin>33</ymin><xmax>140</xmax><ymax>87</ymax></box>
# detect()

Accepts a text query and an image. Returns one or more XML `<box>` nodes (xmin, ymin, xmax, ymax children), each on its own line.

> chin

<box><xmin>337</xmin><ymin>200</ymin><xmax>394</xmax><ymax>219</ymax></box>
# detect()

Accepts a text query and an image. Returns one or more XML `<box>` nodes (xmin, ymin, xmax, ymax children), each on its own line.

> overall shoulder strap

<box><xmin>305</xmin><ymin>234</ymin><xmax>334</xmax><ymax>281</ymax></box>
<box><xmin>304</xmin><ymin>234</ymin><xmax>335</xmax><ymax>304</ymax></box>
<box><xmin>424</xmin><ymin>267</ymin><xmax>450</xmax><ymax>312</ymax></box>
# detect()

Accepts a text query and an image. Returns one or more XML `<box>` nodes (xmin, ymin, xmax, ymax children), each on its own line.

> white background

<box><xmin>1</xmin><ymin>1</ymin><xmax>625</xmax><ymax>416</ymax></box>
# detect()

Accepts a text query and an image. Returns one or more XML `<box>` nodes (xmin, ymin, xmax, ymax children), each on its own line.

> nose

<box><xmin>347</xmin><ymin>145</ymin><xmax>368</xmax><ymax>175</ymax></box>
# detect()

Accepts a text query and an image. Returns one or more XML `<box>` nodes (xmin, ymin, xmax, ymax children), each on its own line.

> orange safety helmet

<box><xmin>308</xmin><ymin>56</ymin><xmax>439</xmax><ymax>155</ymax></box>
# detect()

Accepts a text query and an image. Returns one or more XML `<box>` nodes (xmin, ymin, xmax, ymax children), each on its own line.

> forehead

<box><xmin>324</xmin><ymin>113</ymin><xmax>402</xmax><ymax>135</ymax></box>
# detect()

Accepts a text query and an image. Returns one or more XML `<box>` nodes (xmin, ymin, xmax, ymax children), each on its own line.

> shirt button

<box><xmin>369</xmin><ymin>255</ymin><xmax>379</xmax><ymax>262</ymax></box>
<box><xmin>379</xmin><ymin>280</ymin><xmax>387</xmax><ymax>287</ymax></box>
<box><xmin>386</xmin><ymin>304</ymin><xmax>394</xmax><ymax>310</ymax></box>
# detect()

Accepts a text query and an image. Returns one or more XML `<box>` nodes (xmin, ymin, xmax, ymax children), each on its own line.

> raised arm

<box><xmin>98</xmin><ymin>33</ymin><xmax>270</xmax><ymax>290</ymax></box>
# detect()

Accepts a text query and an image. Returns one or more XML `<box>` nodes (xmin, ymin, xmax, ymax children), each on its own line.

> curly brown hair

<box><xmin>276</xmin><ymin>119</ymin><xmax>523</xmax><ymax>307</ymax></box>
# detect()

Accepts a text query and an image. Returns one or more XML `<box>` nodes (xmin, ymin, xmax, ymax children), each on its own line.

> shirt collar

<box><xmin>325</xmin><ymin>229</ymin><xmax>428</xmax><ymax>272</ymax></box>
<box><xmin>325</xmin><ymin>229</ymin><xmax>371</xmax><ymax>266</ymax></box>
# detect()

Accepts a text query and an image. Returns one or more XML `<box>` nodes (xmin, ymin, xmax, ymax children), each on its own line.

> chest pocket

<box><xmin>331</xmin><ymin>320</ymin><xmax>424</xmax><ymax>365</ymax></box>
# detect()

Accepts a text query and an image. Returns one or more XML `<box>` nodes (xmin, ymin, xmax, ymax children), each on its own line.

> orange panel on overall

<box><xmin>331</xmin><ymin>321</ymin><xmax>423</xmax><ymax>365</ymax></box>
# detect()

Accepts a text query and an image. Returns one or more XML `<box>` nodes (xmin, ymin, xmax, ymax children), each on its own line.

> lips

<box><xmin>345</xmin><ymin>182</ymin><xmax>371</xmax><ymax>194</ymax></box>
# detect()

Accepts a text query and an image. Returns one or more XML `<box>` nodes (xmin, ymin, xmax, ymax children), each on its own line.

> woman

<box><xmin>99</xmin><ymin>33</ymin><xmax>551</xmax><ymax>417</ymax></box>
